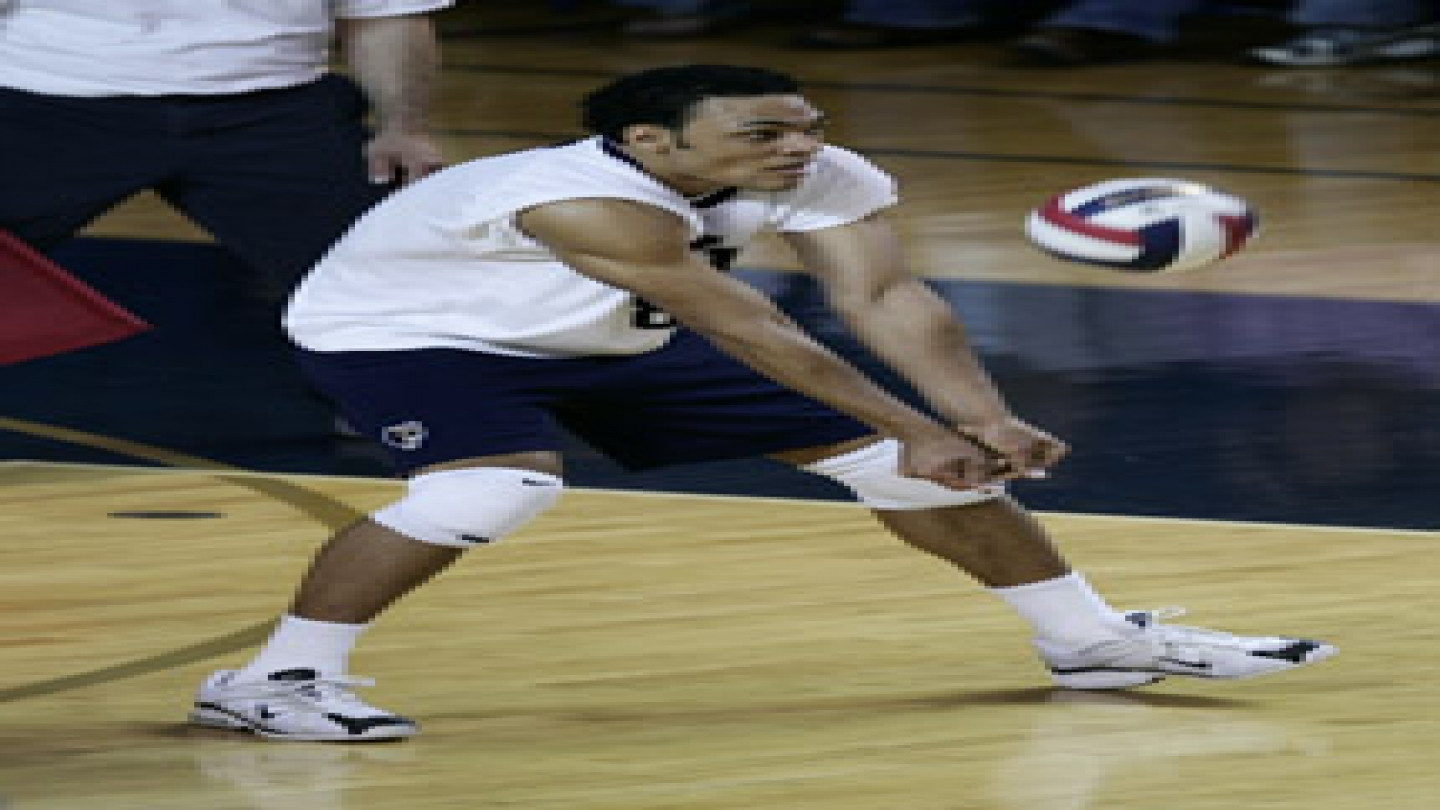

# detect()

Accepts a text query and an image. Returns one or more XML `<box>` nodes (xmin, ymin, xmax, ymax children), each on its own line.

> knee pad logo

<box><xmin>380</xmin><ymin>420</ymin><xmax>428</xmax><ymax>451</ymax></box>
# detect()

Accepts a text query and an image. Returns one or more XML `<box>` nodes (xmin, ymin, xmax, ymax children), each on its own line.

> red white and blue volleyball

<box><xmin>1025</xmin><ymin>178</ymin><xmax>1258</xmax><ymax>274</ymax></box>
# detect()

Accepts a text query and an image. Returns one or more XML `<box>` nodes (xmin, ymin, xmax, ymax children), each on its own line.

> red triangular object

<box><xmin>0</xmin><ymin>230</ymin><xmax>151</xmax><ymax>365</ymax></box>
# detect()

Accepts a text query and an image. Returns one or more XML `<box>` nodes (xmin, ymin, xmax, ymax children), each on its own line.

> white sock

<box><xmin>234</xmin><ymin>614</ymin><xmax>369</xmax><ymax>682</ymax></box>
<box><xmin>990</xmin><ymin>572</ymin><xmax>1131</xmax><ymax>648</ymax></box>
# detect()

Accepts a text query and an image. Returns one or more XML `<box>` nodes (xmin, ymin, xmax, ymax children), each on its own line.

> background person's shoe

<box><xmin>1010</xmin><ymin>26</ymin><xmax>1157</xmax><ymax>66</ymax></box>
<box><xmin>1036</xmin><ymin>608</ymin><xmax>1337</xmax><ymax>690</ymax></box>
<box><xmin>1248</xmin><ymin>24</ymin><xmax>1440</xmax><ymax>66</ymax></box>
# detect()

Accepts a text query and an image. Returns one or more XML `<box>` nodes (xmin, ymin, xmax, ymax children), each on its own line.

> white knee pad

<box><xmin>802</xmin><ymin>438</ymin><xmax>1004</xmax><ymax>510</ymax></box>
<box><xmin>371</xmin><ymin>467</ymin><xmax>564</xmax><ymax>548</ymax></box>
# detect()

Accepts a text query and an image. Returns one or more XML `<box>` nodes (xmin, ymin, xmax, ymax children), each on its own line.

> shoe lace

<box><xmin>1134</xmin><ymin>607</ymin><xmax>1253</xmax><ymax>654</ymax></box>
<box><xmin>227</xmin><ymin>674</ymin><xmax>377</xmax><ymax>709</ymax></box>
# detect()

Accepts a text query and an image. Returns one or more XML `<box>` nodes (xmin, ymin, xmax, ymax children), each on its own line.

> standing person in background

<box><xmin>614</xmin><ymin>0</ymin><xmax>753</xmax><ymax>37</ymax></box>
<box><xmin>793</xmin><ymin>0</ymin><xmax>992</xmax><ymax>48</ymax></box>
<box><xmin>0</xmin><ymin>0</ymin><xmax>451</xmax><ymax>301</ymax></box>
<box><xmin>793</xmin><ymin>0</ymin><xmax>1201</xmax><ymax>65</ymax></box>
<box><xmin>189</xmin><ymin>64</ymin><xmax>1335</xmax><ymax>743</ymax></box>
<box><xmin>1008</xmin><ymin>0</ymin><xmax>1205</xmax><ymax>66</ymax></box>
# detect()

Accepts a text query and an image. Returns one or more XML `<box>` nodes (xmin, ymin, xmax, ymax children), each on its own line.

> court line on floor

<box><xmin>3</xmin><ymin>416</ymin><xmax>1431</xmax><ymax>703</ymax></box>
<box><xmin>0</xmin><ymin>417</ymin><xmax>366</xmax><ymax>703</ymax></box>
<box><xmin>6</xmin><ymin>458</ymin><xmax>1434</xmax><ymax>539</ymax></box>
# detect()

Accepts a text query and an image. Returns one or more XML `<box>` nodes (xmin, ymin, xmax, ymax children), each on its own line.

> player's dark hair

<box><xmin>581</xmin><ymin>64</ymin><xmax>801</xmax><ymax>141</ymax></box>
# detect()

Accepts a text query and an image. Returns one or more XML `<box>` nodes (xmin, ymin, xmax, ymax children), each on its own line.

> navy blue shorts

<box><xmin>296</xmin><ymin>330</ymin><xmax>871</xmax><ymax>474</ymax></box>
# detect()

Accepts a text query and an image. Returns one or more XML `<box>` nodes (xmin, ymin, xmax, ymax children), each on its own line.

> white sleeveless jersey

<box><xmin>0</xmin><ymin>1</ymin><xmax>452</xmax><ymax>96</ymax></box>
<box><xmin>284</xmin><ymin>136</ymin><xmax>897</xmax><ymax>358</ymax></box>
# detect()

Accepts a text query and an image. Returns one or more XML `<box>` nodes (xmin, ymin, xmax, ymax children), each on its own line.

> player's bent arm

<box><xmin>781</xmin><ymin>214</ymin><xmax>1013</xmax><ymax>424</ymax></box>
<box><xmin>517</xmin><ymin>199</ymin><xmax>967</xmax><ymax>465</ymax></box>
<box><xmin>783</xmin><ymin>213</ymin><xmax>1067</xmax><ymax>472</ymax></box>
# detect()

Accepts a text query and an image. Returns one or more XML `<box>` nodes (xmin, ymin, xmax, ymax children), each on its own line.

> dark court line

<box><xmin>447</xmin><ymin>62</ymin><xmax>1440</xmax><ymax>118</ymax></box>
<box><xmin>0</xmin><ymin>622</ymin><xmax>277</xmax><ymax>703</ymax></box>
<box><xmin>0</xmin><ymin>418</ymin><xmax>366</xmax><ymax>703</ymax></box>
<box><xmin>441</xmin><ymin>128</ymin><xmax>1440</xmax><ymax>184</ymax></box>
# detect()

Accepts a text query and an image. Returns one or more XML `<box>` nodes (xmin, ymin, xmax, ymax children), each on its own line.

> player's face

<box><xmin>636</xmin><ymin>95</ymin><xmax>826</xmax><ymax>195</ymax></box>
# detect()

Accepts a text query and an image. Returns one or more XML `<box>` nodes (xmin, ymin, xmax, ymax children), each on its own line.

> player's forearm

<box><xmin>686</xmin><ymin>306</ymin><xmax>947</xmax><ymax>444</ymax></box>
<box><xmin>838</xmin><ymin>282</ymin><xmax>1014</xmax><ymax>428</ymax></box>
<box><xmin>340</xmin><ymin>15</ymin><xmax>440</xmax><ymax>134</ymax></box>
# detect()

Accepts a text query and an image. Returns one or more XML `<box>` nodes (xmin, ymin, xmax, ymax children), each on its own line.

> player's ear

<box><xmin>624</xmin><ymin>124</ymin><xmax>673</xmax><ymax>154</ymax></box>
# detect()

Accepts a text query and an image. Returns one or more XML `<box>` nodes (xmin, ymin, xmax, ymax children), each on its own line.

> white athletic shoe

<box><xmin>189</xmin><ymin>668</ymin><xmax>418</xmax><ymax>742</ymax></box>
<box><xmin>1036</xmin><ymin>608</ymin><xmax>1337</xmax><ymax>690</ymax></box>
<box><xmin>1248</xmin><ymin>24</ymin><xmax>1440</xmax><ymax>66</ymax></box>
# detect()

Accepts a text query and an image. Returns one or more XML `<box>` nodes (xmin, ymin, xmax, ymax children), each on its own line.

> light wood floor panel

<box><xmin>1</xmin><ymin>464</ymin><xmax>1435</xmax><ymax>809</ymax></box>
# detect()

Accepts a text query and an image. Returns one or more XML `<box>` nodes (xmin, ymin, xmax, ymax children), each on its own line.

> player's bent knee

<box><xmin>801</xmin><ymin>438</ymin><xmax>1003</xmax><ymax>510</ymax></box>
<box><xmin>371</xmin><ymin>467</ymin><xmax>564</xmax><ymax>548</ymax></box>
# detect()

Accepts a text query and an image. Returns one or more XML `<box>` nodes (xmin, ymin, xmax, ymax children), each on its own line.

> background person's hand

<box><xmin>366</xmin><ymin>129</ymin><xmax>445</xmax><ymax>186</ymax></box>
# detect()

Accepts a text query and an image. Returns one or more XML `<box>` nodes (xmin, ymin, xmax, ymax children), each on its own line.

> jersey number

<box><xmin>630</xmin><ymin>236</ymin><xmax>739</xmax><ymax>330</ymax></box>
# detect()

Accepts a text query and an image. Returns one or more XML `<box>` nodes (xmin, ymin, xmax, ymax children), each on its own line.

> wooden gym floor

<box><xmin>1</xmin><ymin>3</ymin><xmax>1437</xmax><ymax>808</ymax></box>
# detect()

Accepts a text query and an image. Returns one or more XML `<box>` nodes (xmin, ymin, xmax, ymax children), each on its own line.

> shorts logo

<box><xmin>380</xmin><ymin>420</ymin><xmax>428</xmax><ymax>451</ymax></box>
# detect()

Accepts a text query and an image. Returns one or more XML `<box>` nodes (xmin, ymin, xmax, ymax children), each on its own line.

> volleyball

<box><xmin>1024</xmin><ymin>178</ymin><xmax>1258</xmax><ymax>274</ymax></box>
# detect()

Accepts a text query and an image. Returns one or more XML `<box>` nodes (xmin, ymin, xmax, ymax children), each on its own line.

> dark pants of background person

<box><xmin>0</xmin><ymin>74</ymin><xmax>388</xmax><ymax>298</ymax></box>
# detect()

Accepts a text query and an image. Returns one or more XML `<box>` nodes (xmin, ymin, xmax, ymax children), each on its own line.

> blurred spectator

<box><xmin>1011</xmin><ymin>0</ymin><xmax>1206</xmax><ymax>65</ymax></box>
<box><xmin>793</xmin><ymin>0</ymin><xmax>984</xmax><ymax>48</ymax></box>
<box><xmin>615</xmin><ymin>0</ymin><xmax>752</xmax><ymax>37</ymax></box>
<box><xmin>793</xmin><ymin>0</ymin><xmax>1202</xmax><ymax>64</ymax></box>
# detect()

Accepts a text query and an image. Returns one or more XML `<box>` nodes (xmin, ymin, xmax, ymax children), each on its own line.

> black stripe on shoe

<box><xmin>194</xmin><ymin>702</ymin><xmax>295</xmax><ymax>736</ymax></box>
<box><xmin>1250</xmin><ymin>640</ymin><xmax>1325</xmax><ymax>664</ymax></box>
<box><xmin>1048</xmin><ymin>665</ymin><xmax>1167</xmax><ymax>676</ymax></box>
<box><xmin>324</xmin><ymin>713</ymin><xmax>418</xmax><ymax>736</ymax></box>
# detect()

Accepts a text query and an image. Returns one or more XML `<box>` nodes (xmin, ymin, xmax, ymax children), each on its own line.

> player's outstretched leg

<box><xmin>874</xmin><ymin>499</ymin><xmax>1337</xmax><ymax>689</ymax></box>
<box><xmin>190</xmin><ymin>462</ymin><xmax>566</xmax><ymax>741</ymax></box>
<box><xmin>793</xmin><ymin>438</ymin><xmax>1336</xmax><ymax>690</ymax></box>
<box><xmin>188</xmin><ymin>516</ymin><xmax>452</xmax><ymax>742</ymax></box>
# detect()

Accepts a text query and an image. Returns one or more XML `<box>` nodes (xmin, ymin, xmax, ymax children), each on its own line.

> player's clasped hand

<box><xmin>899</xmin><ymin>429</ymin><xmax>1012</xmax><ymax>490</ymax></box>
<box><xmin>958</xmin><ymin>418</ymin><xmax>1069</xmax><ymax>482</ymax></box>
